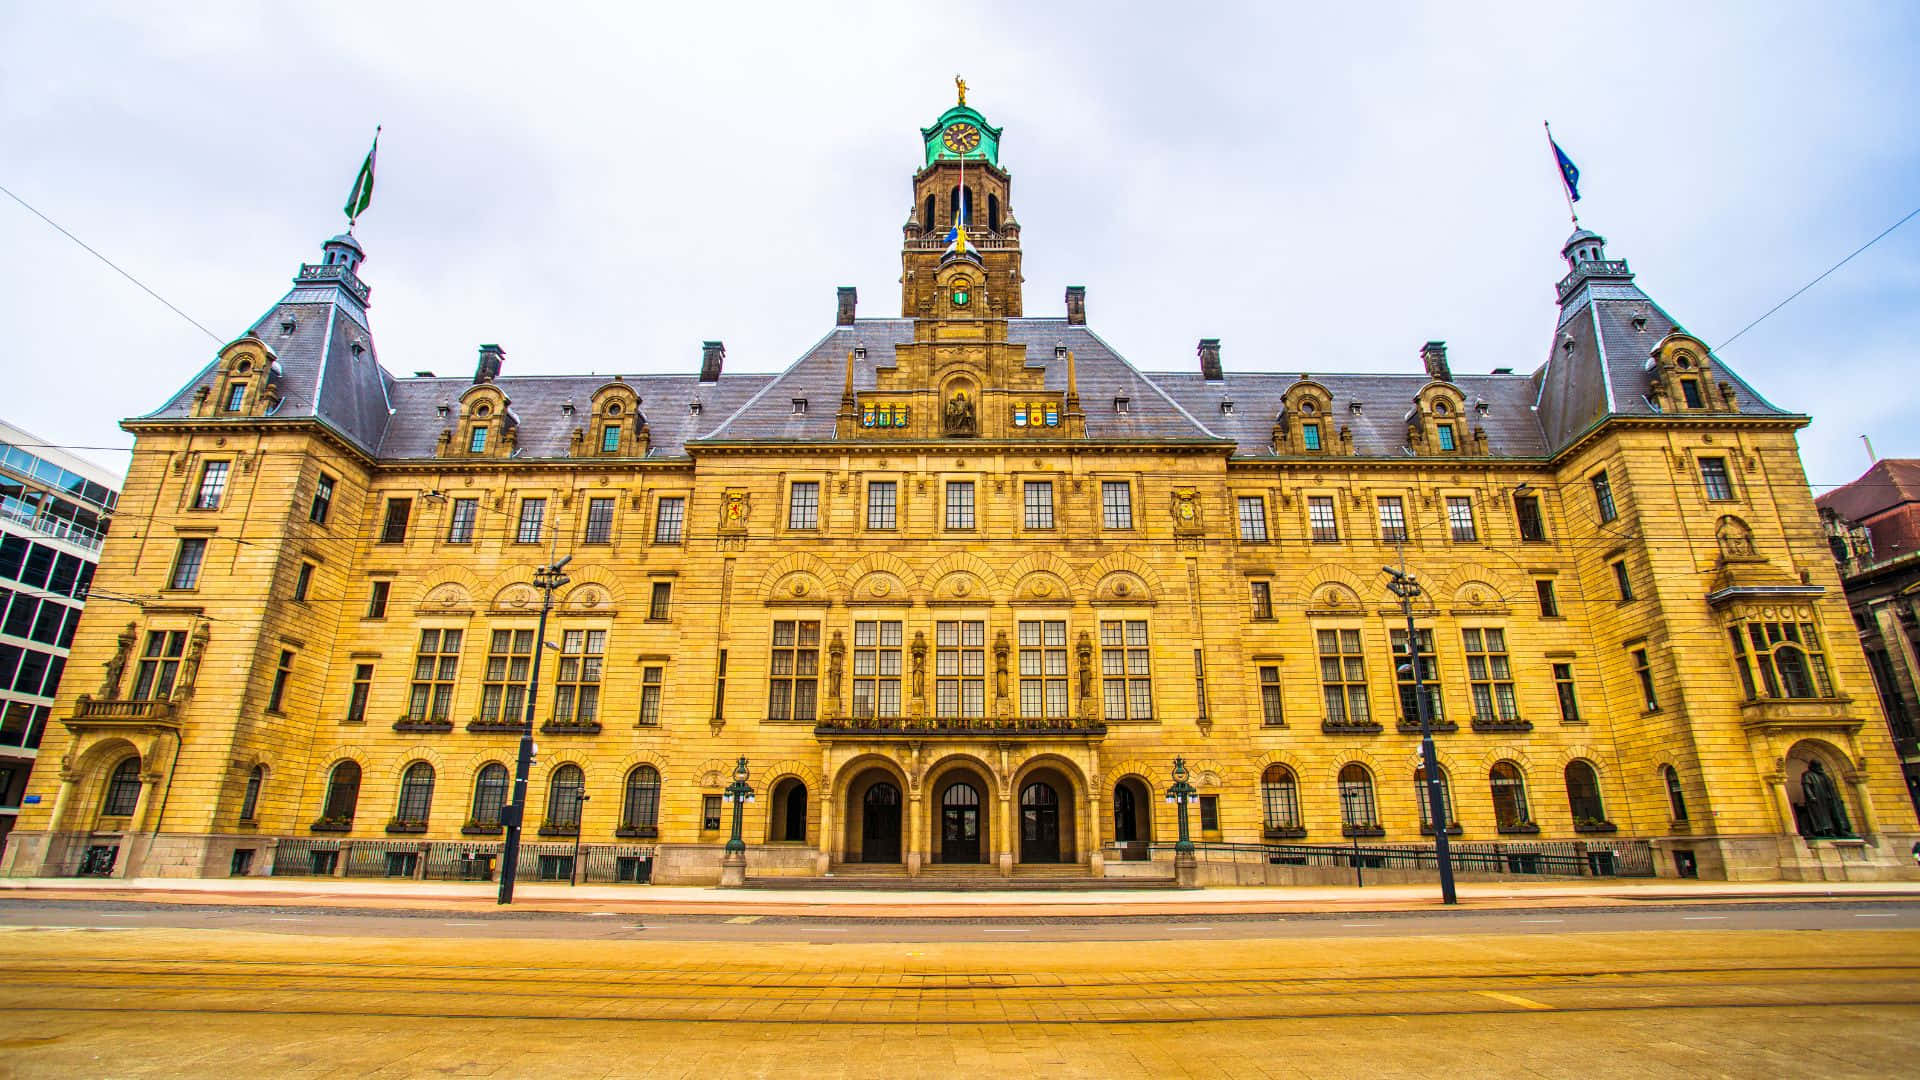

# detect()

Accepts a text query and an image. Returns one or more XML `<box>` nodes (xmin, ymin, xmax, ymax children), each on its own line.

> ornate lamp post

<box><xmin>497</xmin><ymin>555</ymin><xmax>571</xmax><ymax>905</ymax></box>
<box><xmin>720</xmin><ymin>756</ymin><xmax>754</xmax><ymax>886</ymax></box>
<box><xmin>568</xmin><ymin>794</ymin><xmax>590</xmax><ymax>886</ymax></box>
<box><xmin>1383</xmin><ymin>559</ymin><xmax>1458</xmax><ymax>906</ymax></box>
<box><xmin>1166</xmin><ymin>757</ymin><xmax>1198</xmax><ymax>887</ymax></box>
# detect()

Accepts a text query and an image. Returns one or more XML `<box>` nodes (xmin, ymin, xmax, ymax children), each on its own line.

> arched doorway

<box><xmin>862</xmin><ymin>782</ymin><xmax>901</xmax><ymax>862</ymax></box>
<box><xmin>767</xmin><ymin>777</ymin><xmax>808</xmax><ymax>843</ymax></box>
<box><xmin>1112</xmin><ymin>776</ymin><xmax>1152</xmax><ymax>860</ymax></box>
<box><xmin>940</xmin><ymin>782</ymin><xmax>982</xmax><ymax>863</ymax></box>
<box><xmin>1021</xmin><ymin>781</ymin><xmax>1061</xmax><ymax>863</ymax></box>
<box><xmin>1785</xmin><ymin>742</ymin><xmax>1856</xmax><ymax>839</ymax></box>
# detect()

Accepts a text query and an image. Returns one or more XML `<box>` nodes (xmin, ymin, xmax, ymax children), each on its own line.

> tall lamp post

<box><xmin>1383</xmin><ymin>559</ymin><xmax>1458</xmax><ymax>905</ymax></box>
<box><xmin>568</xmin><ymin>794</ymin><xmax>590</xmax><ymax>886</ymax></box>
<box><xmin>496</xmin><ymin>555</ymin><xmax>572</xmax><ymax>905</ymax></box>
<box><xmin>720</xmin><ymin>757</ymin><xmax>754</xmax><ymax>887</ymax></box>
<box><xmin>1166</xmin><ymin>757</ymin><xmax>1198</xmax><ymax>887</ymax></box>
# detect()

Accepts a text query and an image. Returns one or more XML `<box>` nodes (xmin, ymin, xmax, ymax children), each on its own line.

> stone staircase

<box><xmin>742</xmin><ymin>861</ymin><xmax>1178</xmax><ymax>891</ymax></box>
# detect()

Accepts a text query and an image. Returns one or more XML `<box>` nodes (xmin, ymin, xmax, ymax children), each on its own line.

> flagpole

<box><xmin>1544</xmin><ymin>121</ymin><xmax>1577</xmax><ymax>226</ymax></box>
<box><xmin>347</xmin><ymin>125</ymin><xmax>381</xmax><ymax>234</ymax></box>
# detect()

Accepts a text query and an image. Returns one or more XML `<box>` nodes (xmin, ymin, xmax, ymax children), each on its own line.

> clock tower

<box><xmin>901</xmin><ymin>83</ymin><xmax>1023</xmax><ymax>318</ymax></box>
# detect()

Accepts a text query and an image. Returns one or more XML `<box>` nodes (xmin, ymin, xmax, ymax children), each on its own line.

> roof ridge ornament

<box><xmin>955</xmin><ymin>73</ymin><xmax>967</xmax><ymax>107</ymax></box>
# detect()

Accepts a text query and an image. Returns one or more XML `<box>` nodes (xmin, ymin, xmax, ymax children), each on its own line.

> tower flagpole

<box><xmin>1544</xmin><ymin>121</ymin><xmax>1578</xmax><ymax>226</ymax></box>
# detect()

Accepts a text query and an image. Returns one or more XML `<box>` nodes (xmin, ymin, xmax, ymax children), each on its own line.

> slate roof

<box><xmin>1816</xmin><ymin>459</ymin><xmax>1920</xmax><ymax>524</ymax></box>
<box><xmin>139</xmin><ymin>230</ymin><xmax>1802</xmax><ymax>464</ymax></box>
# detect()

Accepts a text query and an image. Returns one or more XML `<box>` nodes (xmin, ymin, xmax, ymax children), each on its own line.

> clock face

<box><xmin>942</xmin><ymin>123</ymin><xmax>982</xmax><ymax>155</ymax></box>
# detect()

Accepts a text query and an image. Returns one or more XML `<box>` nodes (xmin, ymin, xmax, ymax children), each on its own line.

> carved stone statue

<box><xmin>993</xmin><ymin>630</ymin><xmax>1011</xmax><ymax>713</ymax></box>
<box><xmin>944</xmin><ymin>390</ymin><xmax>976</xmax><ymax>435</ymax></box>
<box><xmin>1716</xmin><ymin>515</ymin><xmax>1757</xmax><ymax>561</ymax></box>
<box><xmin>955</xmin><ymin>73</ymin><xmax>967</xmax><ymax>107</ymax></box>
<box><xmin>175</xmin><ymin>624</ymin><xmax>210</xmax><ymax>700</ymax></box>
<box><xmin>1799</xmin><ymin>759</ymin><xmax>1852</xmax><ymax>838</ymax></box>
<box><xmin>1075</xmin><ymin>631</ymin><xmax>1094</xmax><ymax>716</ymax></box>
<box><xmin>827</xmin><ymin>630</ymin><xmax>846</xmax><ymax>716</ymax></box>
<box><xmin>101</xmin><ymin>622</ymin><xmax>136</xmax><ymax>698</ymax></box>
<box><xmin>911</xmin><ymin>631</ymin><xmax>928</xmax><ymax>698</ymax></box>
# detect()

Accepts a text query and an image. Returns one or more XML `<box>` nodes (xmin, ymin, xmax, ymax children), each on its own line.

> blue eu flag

<box><xmin>1551</xmin><ymin>137</ymin><xmax>1581</xmax><ymax>203</ymax></box>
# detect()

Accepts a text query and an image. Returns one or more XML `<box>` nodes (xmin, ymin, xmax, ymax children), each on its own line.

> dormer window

<box><xmin>1219</xmin><ymin>399</ymin><xmax>1235</xmax><ymax>416</ymax></box>
<box><xmin>280</xmin><ymin>319</ymin><xmax>296</xmax><ymax>336</ymax></box>
<box><xmin>224</xmin><ymin>383</ymin><xmax>247</xmax><ymax>412</ymax></box>
<box><xmin>1436</xmin><ymin>423</ymin><xmax>1456</xmax><ymax>452</ymax></box>
<box><xmin>792</xmin><ymin>398</ymin><xmax>809</xmax><ymax>415</ymax></box>
<box><xmin>469</xmin><ymin>426</ymin><xmax>489</xmax><ymax>454</ymax></box>
<box><xmin>1113</xmin><ymin>396</ymin><xmax>1130</xmax><ymax>415</ymax></box>
<box><xmin>436</xmin><ymin>403</ymin><xmax>451</xmax><ymax>419</ymax></box>
<box><xmin>1302</xmin><ymin>422</ymin><xmax>1322</xmax><ymax>451</ymax></box>
<box><xmin>561</xmin><ymin>401</ymin><xmax>576</xmax><ymax>416</ymax></box>
<box><xmin>1348</xmin><ymin>401</ymin><xmax>1362</xmax><ymax>415</ymax></box>
<box><xmin>601</xmin><ymin>424</ymin><xmax>621</xmax><ymax>453</ymax></box>
<box><xmin>1680</xmin><ymin>378</ymin><xmax>1705</xmax><ymax>409</ymax></box>
<box><xmin>689</xmin><ymin>402</ymin><xmax>703</xmax><ymax>415</ymax></box>
<box><xmin>350</xmin><ymin>343</ymin><xmax>364</xmax><ymax>359</ymax></box>
<box><xmin>1475</xmin><ymin>399</ymin><xmax>1490</xmax><ymax>415</ymax></box>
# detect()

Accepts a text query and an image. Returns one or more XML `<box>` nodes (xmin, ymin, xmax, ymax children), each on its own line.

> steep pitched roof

<box><xmin>1816</xmin><ymin>459</ymin><xmax>1920</xmax><ymax>523</ymax></box>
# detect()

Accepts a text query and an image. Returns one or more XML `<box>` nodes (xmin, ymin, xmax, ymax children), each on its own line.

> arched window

<box><xmin>546</xmin><ymin>764</ymin><xmax>585</xmax><ymax>829</ymax></box>
<box><xmin>323</xmin><ymin>761</ymin><xmax>361</xmax><ymax>822</ymax></box>
<box><xmin>1662</xmin><ymin>765</ymin><xmax>1689</xmax><ymax>822</ymax></box>
<box><xmin>1564</xmin><ymin>760</ymin><xmax>1605</xmax><ymax>824</ymax></box>
<box><xmin>1260</xmin><ymin>764</ymin><xmax>1300</xmax><ymax>832</ymax></box>
<box><xmin>1414</xmin><ymin>766</ymin><xmax>1454</xmax><ymax>830</ymax></box>
<box><xmin>240</xmin><ymin>765</ymin><xmax>264</xmax><ymax>822</ymax></box>
<box><xmin>622</xmin><ymin>766</ymin><xmax>662</xmax><ymax>832</ymax></box>
<box><xmin>1489</xmin><ymin>761</ymin><xmax>1530</xmax><ymax>829</ymax></box>
<box><xmin>1337</xmin><ymin>764</ymin><xmax>1376</xmax><ymax>829</ymax></box>
<box><xmin>1728</xmin><ymin>618</ymin><xmax>1832</xmax><ymax>700</ymax></box>
<box><xmin>470</xmin><ymin>763</ymin><xmax>509</xmax><ymax>827</ymax></box>
<box><xmin>924</xmin><ymin>194</ymin><xmax>936</xmax><ymax>232</ymax></box>
<box><xmin>396</xmin><ymin>762</ymin><xmax>435</xmax><ymax>824</ymax></box>
<box><xmin>949</xmin><ymin>185</ymin><xmax>973</xmax><ymax>226</ymax></box>
<box><xmin>988</xmin><ymin>193</ymin><xmax>1001</xmax><ymax>232</ymax></box>
<box><xmin>101</xmin><ymin>757</ymin><xmax>143</xmax><ymax>817</ymax></box>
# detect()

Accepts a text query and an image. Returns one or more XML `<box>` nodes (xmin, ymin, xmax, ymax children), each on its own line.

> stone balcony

<box><xmin>813</xmin><ymin>715</ymin><xmax>1106</xmax><ymax>739</ymax></box>
<box><xmin>70</xmin><ymin>696</ymin><xmax>178</xmax><ymax>729</ymax></box>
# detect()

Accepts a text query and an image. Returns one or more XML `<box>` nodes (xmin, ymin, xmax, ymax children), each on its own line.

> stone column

<box><xmin>114</xmin><ymin>776</ymin><xmax>159</xmax><ymax>878</ymax></box>
<box><xmin>906</xmin><ymin>790</ymin><xmax>924</xmax><ymax>875</ymax></box>
<box><xmin>1845</xmin><ymin>769</ymin><xmax>1883</xmax><ymax>841</ymax></box>
<box><xmin>816</xmin><ymin>787</ymin><xmax>836</xmax><ymax>875</ymax></box>
<box><xmin>1085</xmin><ymin>785</ymin><xmax>1104</xmax><ymax>876</ymax></box>
<box><xmin>996</xmin><ymin>792</ymin><xmax>1014</xmax><ymax>876</ymax></box>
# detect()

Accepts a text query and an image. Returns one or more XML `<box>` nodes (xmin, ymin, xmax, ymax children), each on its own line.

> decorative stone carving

<box><xmin>717</xmin><ymin>488</ymin><xmax>750</xmax><ymax>533</ymax></box>
<box><xmin>944</xmin><ymin>389</ymin><xmax>976</xmax><ymax>436</ymax></box>
<box><xmin>175</xmin><ymin>623</ymin><xmax>209</xmax><ymax>699</ymax></box>
<box><xmin>827</xmin><ymin>630</ymin><xmax>845</xmax><ymax>716</ymax></box>
<box><xmin>1169</xmin><ymin>487</ymin><xmax>1203</xmax><ymax>534</ymax></box>
<box><xmin>496</xmin><ymin>584</ymin><xmax>538</xmax><ymax>610</ymax></box>
<box><xmin>1075</xmin><ymin>630</ymin><xmax>1094</xmax><ymax>716</ymax></box>
<box><xmin>102</xmin><ymin>622</ymin><xmax>136</xmax><ymax>698</ymax></box>
<box><xmin>1716</xmin><ymin>515</ymin><xmax>1760</xmax><ymax>562</ymax></box>
<box><xmin>424</xmin><ymin>583</ymin><xmax>470</xmax><ymax>609</ymax></box>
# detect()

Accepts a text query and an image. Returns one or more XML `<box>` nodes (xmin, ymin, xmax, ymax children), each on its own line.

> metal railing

<box><xmin>815</xmin><ymin>715</ymin><xmax>1106</xmax><ymax>737</ymax></box>
<box><xmin>270</xmin><ymin>838</ymin><xmax>660</xmax><ymax>883</ymax></box>
<box><xmin>1144</xmin><ymin>838</ymin><xmax>1654</xmax><ymax>878</ymax></box>
<box><xmin>0</xmin><ymin>496</ymin><xmax>104</xmax><ymax>551</ymax></box>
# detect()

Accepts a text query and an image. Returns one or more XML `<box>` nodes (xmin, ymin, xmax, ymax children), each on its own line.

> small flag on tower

<box><xmin>1551</xmin><ymin>135</ymin><xmax>1581</xmax><ymax>203</ymax></box>
<box><xmin>344</xmin><ymin>126</ymin><xmax>380</xmax><ymax>228</ymax></box>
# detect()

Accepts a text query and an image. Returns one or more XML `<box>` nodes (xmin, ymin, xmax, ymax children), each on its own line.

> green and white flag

<box><xmin>344</xmin><ymin>126</ymin><xmax>380</xmax><ymax>226</ymax></box>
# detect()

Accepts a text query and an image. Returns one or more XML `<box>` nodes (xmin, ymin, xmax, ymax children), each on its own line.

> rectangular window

<box><xmin>267</xmin><ymin>650</ymin><xmax>294</xmax><ymax>713</ymax></box>
<box><xmin>552</xmin><ymin>629</ymin><xmax>606</xmax><ymax>726</ymax></box>
<box><xmin>1632</xmin><ymin>648</ymin><xmax>1658</xmax><ymax>711</ymax></box>
<box><xmin>945</xmin><ymin>481</ymin><xmax>975</xmax><ymax>529</ymax></box>
<box><xmin>224</xmin><ymin>382</ymin><xmax>247</xmax><ymax>412</ymax></box>
<box><xmin>479</xmin><ymin>629</ymin><xmax>535</xmax><ymax>722</ymax></box>
<box><xmin>1024</xmin><ymin>480</ymin><xmax>1055</xmax><ymax>529</ymax></box>
<box><xmin>935</xmin><ymin>620</ymin><xmax>987</xmax><ymax>719</ymax></box>
<box><xmin>468</xmin><ymin>426</ymin><xmax>488</xmax><ymax>454</ymax></box>
<box><xmin>380</xmin><ymin>498</ymin><xmax>412</xmax><ymax>544</ymax></box>
<box><xmin>1535</xmin><ymin>579</ymin><xmax>1559</xmax><ymax>618</ymax></box>
<box><xmin>1302</xmin><ymin>422</ymin><xmax>1321</xmax><ymax>451</ymax></box>
<box><xmin>649</xmin><ymin>581</ymin><xmax>672</xmax><ymax>620</ymax></box>
<box><xmin>1019</xmin><ymin>620</ymin><xmax>1069</xmax><ymax>719</ymax></box>
<box><xmin>447</xmin><ymin>498</ymin><xmax>478</xmax><ymax>543</ymax></box>
<box><xmin>1553</xmin><ymin>663</ymin><xmax>1580</xmax><ymax>723</ymax></box>
<box><xmin>601</xmin><ymin>424</ymin><xmax>621</xmax><ymax>453</ymax></box>
<box><xmin>169</xmin><ymin>538</ymin><xmax>207</xmax><ymax>590</ymax></box>
<box><xmin>1700</xmin><ymin>457</ymin><xmax>1734</xmax><ymax>501</ymax></box>
<box><xmin>638</xmin><ymin>666</ymin><xmax>663</xmax><ymax>726</ymax></box>
<box><xmin>866</xmin><ymin>481</ymin><xmax>896</xmax><ymax>530</ymax></box>
<box><xmin>1446</xmin><ymin>496</ymin><xmax>1477</xmax><ymax>542</ymax></box>
<box><xmin>1728</xmin><ymin>619</ymin><xmax>1834</xmax><ymax>701</ymax></box>
<box><xmin>1436</xmin><ymin>423</ymin><xmax>1456</xmax><ymax>451</ymax></box>
<box><xmin>1238</xmin><ymin>496</ymin><xmax>1269</xmax><ymax>542</ymax></box>
<box><xmin>309</xmin><ymin>474</ymin><xmax>335</xmax><ymax>524</ymax></box>
<box><xmin>515</xmin><ymin>498</ymin><xmax>546</xmax><ymax>544</ymax></box>
<box><xmin>194</xmin><ymin>461</ymin><xmax>229</xmax><ymax>510</ymax></box>
<box><xmin>1613</xmin><ymin>559</ymin><xmax>1634</xmax><ymax>601</ymax></box>
<box><xmin>1198</xmin><ymin>794</ymin><xmax>1219</xmax><ymax>832</ymax></box>
<box><xmin>1259</xmin><ymin>665</ymin><xmax>1284</xmax><ymax>726</ymax></box>
<box><xmin>1250</xmin><ymin>580</ymin><xmax>1273</xmax><ymax>620</ymax></box>
<box><xmin>787</xmin><ymin>481</ymin><xmax>820</xmax><ymax>529</ymax></box>
<box><xmin>852</xmin><ymin>620</ymin><xmax>904</xmax><ymax>720</ymax></box>
<box><xmin>1390</xmin><ymin>627</ymin><xmax>1443</xmax><ymax>724</ymax></box>
<box><xmin>1317</xmin><ymin>629</ymin><xmax>1370</xmax><ymax>725</ymax></box>
<box><xmin>1377</xmin><ymin>496</ymin><xmax>1407</xmax><ymax>543</ymax></box>
<box><xmin>132</xmin><ymin>630</ymin><xmax>187</xmax><ymax>700</ymax></box>
<box><xmin>1100</xmin><ymin>620</ymin><xmax>1153</xmax><ymax>721</ymax></box>
<box><xmin>654</xmin><ymin>496</ymin><xmax>685</xmax><ymax>543</ymax></box>
<box><xmin>584</xmin><ymin>497</ymin><xmax>615</xmax><ymax>544</ymax></box>
<box><xmin>702</xmin><ymin>794</ymin><xmax>723</xmax><ymax>831</ymax></box>
<box><xmin>1591</xmin><ymin>471</ymin><xmax>1617</xmax><ymax>523</ymax></box>
<box><xmin>1514</xmin><ymin>494</ymin><xmax>1545</xmax><ymax>541</ymax></box>
<box><xmin>1681</xmin><ymin>378</ymin><xmax>1705</xmax><ymax>409</ymax></box>
<box><xmin>1461</xmin><ymin>628</ymin><xmax>1518</xmax><ymax>723</ymax></box>
<box><xmin>292</xmin><ymin>562</ymin><xmax>314</xmax><ymax>602</ymax></box>
<box><xmin>768</xmin><ymin>620</ymin><xmax>820</xmax><ymax>721</ymax></box>
<box><xmin>1102</xmin><ymin>481</ymin><xmax>1133</xmax><ymax>529</ymax></box>
<box><xmin>1308</xmin><ymin>496</ymin><xmax>1338</xmax><ymax>542</ymax></box>
<box><xmin>346</xmin><ymin>663</ymin><xmax>374</xmax><ymax>723</ymax></box>
<box><xmin>408</xmin><ymin>629</ymin><xmax>462</xmax><ymax>722</ymax></box>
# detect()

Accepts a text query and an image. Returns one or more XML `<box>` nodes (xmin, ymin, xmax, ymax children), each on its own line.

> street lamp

<box><xmin>1382</xmin><ymin>558</ymin><xmax>1458</xmax><ymax>906</ymax></box>
<box><xmin>724</xmin><ymin>757</ymin><xmax>755</xmax><ymax>855</ymax></box>
<box><xmin>497</xmin><ymin>554</ymin><xmax>572</xmax><ymax>905</ymax></box>
<box><xmin>569</xmin><ymin>794</ymin><xmax>590</xmax><ymax>886</ymax></box>
<box><xmin>1165</xmin><ymin>756</ymin><xmax>1197</xmax><ymax>855</ymax></box>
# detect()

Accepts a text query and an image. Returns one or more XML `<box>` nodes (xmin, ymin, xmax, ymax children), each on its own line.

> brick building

<box><xmin>4</xmin><ymin>91</ymin><xmax>1914</xmax><ymax>884</ymax></box>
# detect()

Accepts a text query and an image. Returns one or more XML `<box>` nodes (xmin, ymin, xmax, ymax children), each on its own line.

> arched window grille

<box><xmin>623</xmin><ymin>766</ymin><xmax>662</xmax><ymax>831</ymax></box>
<box><xmin>101</xmin><ymin>757</ymin><xmax>143</xmax><ymax>817</ymax></box>
<box><xmin>547</xmin><ymin>764</ymin><xmax>586</xmax><ymax>829</ymax></box>
<box><xmin>1337</xmin><ymin>764</ymin><xmax>1376</xmax><ymax>829</ymax></box>
<box><xmin>470</xmin><ymin>763</ymin><xmax>509</xmax><ymax>827</ymax></box>
<box><xmin>323</xmin><ymin>761</ymin><xmax>362</xmax><ymax>822</ymax></box>
<box><xmin>1489</xmin><ymin>761</ymin><xmax>1530</xmax><ymax>828</ymax></box>
<box><xmin>1564</xmin><ymin>760</ymin><xmax>1606</xmax><ymax>824</ymax></box>
<box><xmin>1414</xmin><ymin>766</ymin><xmax>1454</xmax><ymax>829</ymax></box>
<box><xmin>1260</xmin><ymin>765</ymin><xmax>1300</xmax><ymax>832</ymax></box>
<box><xmin>1662</xmin><ymin>765</ymin><xmax>1689</xmax><ymax>822</ymax></box>
<box><xmin>240</xmin><ymin>765</ymin><xmax>265</xmax><ymax>822</ymax></box>
<box><xmin>396</xmin><ymin>762</ymin><xmax>435</xmax><ymax>824</ymax></box>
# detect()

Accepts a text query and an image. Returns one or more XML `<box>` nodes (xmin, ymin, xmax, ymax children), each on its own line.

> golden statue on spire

<box><xmin>955</xmin><ymin>74</ymin><xmax>967</xmax><ymax>107</ymax></box>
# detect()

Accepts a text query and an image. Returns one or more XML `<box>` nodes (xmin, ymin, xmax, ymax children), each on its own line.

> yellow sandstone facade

<box><xmin>6</xmin><ymin>94</ymin><xmax>1915</xmax><ymax>885</ymax></box>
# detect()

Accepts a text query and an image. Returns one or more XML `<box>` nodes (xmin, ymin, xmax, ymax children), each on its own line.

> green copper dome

<box><xmin>921</xmin><ymin>103</ymin><xmax>1002</xmax><ymax>167</ymax></box>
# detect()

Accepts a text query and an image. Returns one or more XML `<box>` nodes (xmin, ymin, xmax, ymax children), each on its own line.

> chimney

<box><xmin>474</xmin><ymin>344</ymin><xmax>505</xmax><ymax>385</ymax></box>
<box><xmin>700</xmin><ymin>340</ymin><xmax>725</xmax><ymax>383</ymax></box>
<box><xmin>1064</xmin><ymin>285</ymin><xmax>1086</xmax><ymax>326</ymax></box>
<box><xmin>1420</xmin><ymin>341</ymin><xmax>1451</xmax><ymax>383</ymax></box>
<box><xmin>836</xmin><ymin>286</ymin><xmax>858</xmax><ymax>326</ymax></box>
<box><xmin>1198</xmin><ymin>338</ymin><xmax>1223</xmax><ymax>381</ymax></box>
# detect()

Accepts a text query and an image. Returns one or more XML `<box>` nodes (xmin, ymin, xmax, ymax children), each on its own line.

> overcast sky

<box><xmin>3</xmin><ymin>3</ymin><xmax>1916</xmax><ymax>495</ymax></box>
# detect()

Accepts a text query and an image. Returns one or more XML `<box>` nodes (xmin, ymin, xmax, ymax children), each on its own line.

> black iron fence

<box><xmin>271</xmin><ymin>838</ymin><xmax>659</xmax><ymax>883</ymax></box>
<box><xmin>1152</xmin><ymin>837</ymin><xmax>1655</xmax><ymax>878</ymax></box>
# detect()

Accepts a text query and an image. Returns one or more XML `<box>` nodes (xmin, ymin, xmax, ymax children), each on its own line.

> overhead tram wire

<box><xmin>0</xmin><ymin>181</ymin><xmax>224</xmax><ymax>345</ymax></box>
<box><xmin>1716</xmin><ymin>201</ymin><xmax>1920</xmax><ymax>352</ymax></box>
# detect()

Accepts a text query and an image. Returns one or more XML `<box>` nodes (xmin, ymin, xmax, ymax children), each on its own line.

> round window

<box><xmin>475</xmin><ymin>404</ymin><xmax>491</xmax><ymax>418</ymax></box>
<box><xmin>607</xmin><ymin>401</ymin><xmax>622</xmax><ymax>416</ymax></box>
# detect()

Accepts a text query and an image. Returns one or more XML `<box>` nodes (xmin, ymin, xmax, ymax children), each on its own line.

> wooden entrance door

<box><xmin>941</xmin><ymin>782</ymin><xmax>982</xmax><ymax>863</ymax></box>
<box><xmin>1020</xmin><ymin>782</ymin><xmax>1060</xmax><ymax>863</ymax></box>
<box><xmin>861</xmin><ymin>782</ymin><xmax>901</xmax><ymax>863</ymax></box>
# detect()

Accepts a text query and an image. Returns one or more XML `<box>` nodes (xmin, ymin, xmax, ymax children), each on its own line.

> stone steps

<box><xmin>742</xmin><ymin>864</ymin><xmax>1179</xmax><ymax>891</ymax></box>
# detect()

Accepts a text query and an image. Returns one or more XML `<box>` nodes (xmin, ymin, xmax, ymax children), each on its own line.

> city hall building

<box><xmin>6</xmin><ymin>92</ymin><xmax>1915</xmax><ymax>885</ymax></box>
